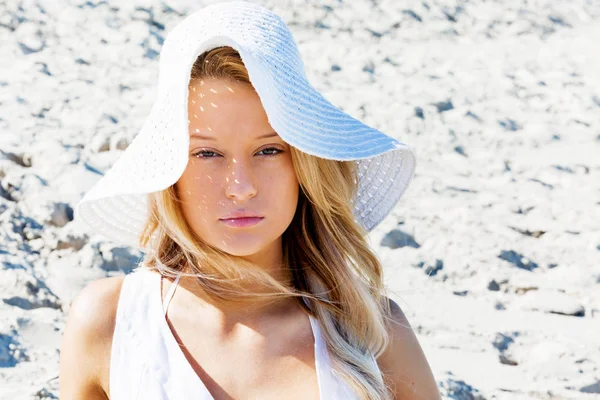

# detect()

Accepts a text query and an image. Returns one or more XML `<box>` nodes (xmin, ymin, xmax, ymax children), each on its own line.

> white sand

<box><xmin>1</xmin><ymin>0</ymin><xmax>599</xmax><ymax>398</ymax></box>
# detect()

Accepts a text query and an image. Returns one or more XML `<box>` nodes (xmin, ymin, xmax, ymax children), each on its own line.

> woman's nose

<box><xmin>224</xmin><ymin>157</ymin><xmax>257</xmax><ymax>201</ymax></box>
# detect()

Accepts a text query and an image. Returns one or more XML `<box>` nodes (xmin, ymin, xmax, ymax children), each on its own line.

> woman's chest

<box><xmin>109</xmin><ymin>270</ymin><xmax>362</xmax><ymax>399</ymax></box>
<box><xmin>142</xmin><ymin>355</ymin><xmax>321</xmax><ymax>400</ymax></box>
<box><xmin>151</xmin><ymin>309</ymin><xmax>322</xmax><ymax>399</ymax></box>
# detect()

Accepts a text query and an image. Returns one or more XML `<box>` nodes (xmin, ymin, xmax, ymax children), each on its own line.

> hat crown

<box><xmin>158</xmin><ymin>1</ymin><xmax>306</xmax><ymax>92</ymax></box>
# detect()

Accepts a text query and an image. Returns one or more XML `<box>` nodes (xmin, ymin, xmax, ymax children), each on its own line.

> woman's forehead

<box><xmin>188</xmin><ymin>76</ymin><xmax>245</xmax><ymax>94</ymax></box>
<box><xmin>187</xmin><ymin>78</ymin><xmax>277</xmax><ymax>142</ymax></box>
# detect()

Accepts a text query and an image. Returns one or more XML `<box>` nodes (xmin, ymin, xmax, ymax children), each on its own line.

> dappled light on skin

<box><xmin>176</xmin><ymin>77</ymin><xmax>299</xmax><ymax>262</ymax></box>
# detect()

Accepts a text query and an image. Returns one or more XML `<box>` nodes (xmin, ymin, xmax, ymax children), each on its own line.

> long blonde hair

<box><xmin>139</xmin><ymin>46</ymin><xmax>393</xmax><ymax>400</ymax></box>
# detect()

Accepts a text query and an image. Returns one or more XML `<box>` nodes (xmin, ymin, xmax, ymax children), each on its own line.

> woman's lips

<box><xmin>219</xmin><ymin>217</ymin><xmax>264</xmax><ymax>227</ymax></box>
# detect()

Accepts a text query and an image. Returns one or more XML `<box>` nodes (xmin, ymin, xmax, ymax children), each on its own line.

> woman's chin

<box><xmin>214</xmin><ymin>241</ymin><xmax>270</xmax><ymax>258</ymax></box>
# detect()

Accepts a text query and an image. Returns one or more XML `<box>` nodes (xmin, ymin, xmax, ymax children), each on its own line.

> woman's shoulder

<box><xmin>63</xmin><ymin>268</ymin><xmax>158</xmax><ymax>357</ymax></box>
<box><xmin>66</xmin><ymin>275</ymin><xmax>127</xmax><ymax>334</ymax></box>
<box><xmin>59</xmin><ymin>275</ymin><xmax>127</xmax><ymax>398</ymax></box>
<box><xmin>64</xmin><ymin>271</ymin><xmax>153</xmax><ymax>351</ymax></box>
<box><xmin>377</xmin><ymin>297</ymin><xmax>442</xmax><ymax>399</ymax></box>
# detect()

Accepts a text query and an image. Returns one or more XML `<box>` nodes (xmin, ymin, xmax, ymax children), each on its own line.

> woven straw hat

<box><xmin>74</xmin><ymin>1</ymin><xmax>417</xmax><ymax>250</ymax></box>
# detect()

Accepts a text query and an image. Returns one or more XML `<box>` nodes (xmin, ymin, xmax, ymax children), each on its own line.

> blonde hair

<box><xmin>139</xmin><ymin>46</ymin><xmax>393</xmax><ymax>400</ymax></box>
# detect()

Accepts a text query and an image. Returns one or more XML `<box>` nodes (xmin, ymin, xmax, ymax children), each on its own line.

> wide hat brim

<box><xmin>74</xmin><ymin>1</ymin><xmax>416</xmax><ymax>250</ymax></box>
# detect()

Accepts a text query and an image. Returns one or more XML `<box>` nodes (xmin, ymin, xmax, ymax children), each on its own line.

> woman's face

<box><xmin>175</xmin><ymin>77</ymin><xmax>299</xmax><ymax>258</ymax></box>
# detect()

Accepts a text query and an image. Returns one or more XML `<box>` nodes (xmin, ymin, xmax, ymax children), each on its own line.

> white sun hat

<box><xmin>74</xmin><ymin>0</ymin><xmax>417</xmax><ymax>250</ymax></box>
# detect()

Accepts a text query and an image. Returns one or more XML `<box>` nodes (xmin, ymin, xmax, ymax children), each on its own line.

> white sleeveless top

<box><xmin>109</xmin><ymin>267</ymin><xmax>360</xmax><ymax>399</ymax></box>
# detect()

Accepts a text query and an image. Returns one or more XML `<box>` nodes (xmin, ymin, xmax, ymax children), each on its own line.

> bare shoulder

<box><xmin>65</xmin><ymin>276</ymin><xmax>126</xmax><ymax>339</ymax></box>
<box><xmin>377</xmin><ymin>296</ymin><xmax>441</xmax><ymax>400</ymax></box>
<box><xmin>59</xmin><ymin>275</ymin><xmax>126</xmax><ymax>399</ymax></box>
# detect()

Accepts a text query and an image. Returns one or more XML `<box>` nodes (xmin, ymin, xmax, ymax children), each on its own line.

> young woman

<box><xmin>60</xmin><ymin>2</ymin><xmax>440</xmax><ymax>399</ymax></box>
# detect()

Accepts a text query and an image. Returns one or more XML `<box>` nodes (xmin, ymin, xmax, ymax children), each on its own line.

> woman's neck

<box><xmin>173</xmin><ymin>244</ymin><xmax>297</xmax><ymax>321</ymax></box>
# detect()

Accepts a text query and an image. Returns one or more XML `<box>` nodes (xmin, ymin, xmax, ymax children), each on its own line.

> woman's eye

<box><xmin>258</xmin><ymin>147</ymin><xmax>282</xmax><ymax>156</ymax></box>
<box><xmin>193</xmin><ymin>150</ymin><xmax>219</xmax><ymax>158</ymax></box>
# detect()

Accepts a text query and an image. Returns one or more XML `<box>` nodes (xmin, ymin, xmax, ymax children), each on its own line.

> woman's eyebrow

<box><xmin>190</xmin><ymin>131</ymin><xmax>280</xmax><ymax>141</ymax></box>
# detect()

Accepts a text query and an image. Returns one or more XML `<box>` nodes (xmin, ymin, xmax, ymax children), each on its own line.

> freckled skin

<box><xmin>175</xmin><ymin>77</ymin><xmax>300</xmax><ymax>267</ymax></box>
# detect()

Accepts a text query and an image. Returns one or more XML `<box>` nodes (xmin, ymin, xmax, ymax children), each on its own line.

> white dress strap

<box><xmin>162</xmin><ymin>274</ymin><xmax>181</xmax><ymax>316</ymax></box>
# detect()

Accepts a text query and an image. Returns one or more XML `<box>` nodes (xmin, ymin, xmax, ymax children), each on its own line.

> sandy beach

<box><xmin>1</xmin><ymin>0</ymin><xmax>599</xmax><ymax>398</ymax></box>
